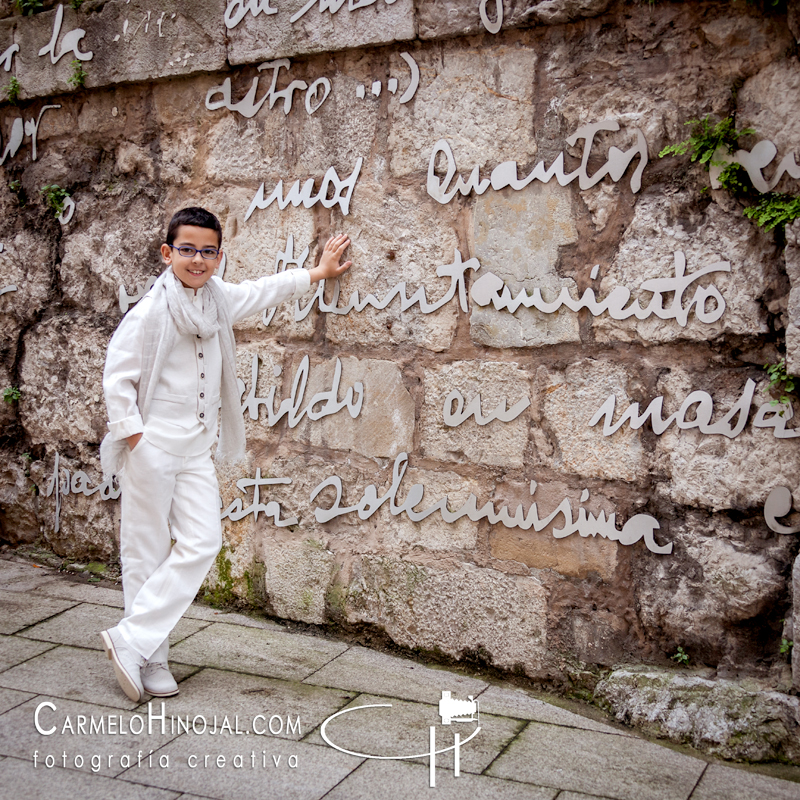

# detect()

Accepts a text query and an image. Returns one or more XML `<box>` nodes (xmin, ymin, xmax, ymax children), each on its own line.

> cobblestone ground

<box><xmin>1</xmin><ymin>556</ymin><xmax>800</xmax><ymax>800</ymax></box>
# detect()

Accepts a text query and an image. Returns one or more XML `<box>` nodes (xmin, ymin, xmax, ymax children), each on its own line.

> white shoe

<box><xmin>141</xmin><ymin>661</ymin><xmax>179</xmax><ymax>697</ymax></box>
<box><xmin>100</xmin><ymin>627</ymin><xmax>145</xmax><ymax>702</ymax></box>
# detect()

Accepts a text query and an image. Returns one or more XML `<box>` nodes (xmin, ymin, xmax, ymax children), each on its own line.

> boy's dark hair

<box><xmin>166</xmin><ymin>207</ymin><xmax>222</xmax><ymax>248</ymax></box>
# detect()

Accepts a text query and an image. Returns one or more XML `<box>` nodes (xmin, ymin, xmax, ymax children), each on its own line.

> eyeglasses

<box><xmin>169</xmin><ymin>244</ymin><xmax>220</xmax><ymax>260</ymax></box>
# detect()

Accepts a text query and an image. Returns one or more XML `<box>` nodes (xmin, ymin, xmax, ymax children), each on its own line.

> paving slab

<box><xmin>182</xmin><ymin>607</ymin><xmax>284</xmax><ymax>631</ymax></box>
<box><xmin>0</xmin><ymin>755</ymin><xmax>181</xmax><ymax>800</ymax></box>
<box><xmin>169</xmin><ymin>624</ymin><xmax>348</xmax><ymax>681</ymax></box>
<box><xmin>325</xmin><ymin>758</ymin><xmax>559</xmax><ymax>799</ymax></box>
<box><xmin>0</xmin><ymin>696</ymin><xmax>182</xmax><ymax>777</ymax></box>
<box><xmin>0</xmin><ymin>645</ymin><xmax>140</xmax><ymax>709</ymax></box>
<box><xmin>33</xmin><ymin>581</ymin><xmax>125</xmax><ymax>608</ymax></box>
<box><xmin>159</xmin><ymin>668</ymin><xmax>355</xmax><ymax>741</ymax></box>
<box><xmin>304</xmin><ymin>692</ymin><xmax>522</xmax><ymax>774</ymax></box>
<box><xmin>120</xmin><ymin>736</ymin><xmax>363</xmax><ymax>800</ymax></box>
<box><xmin>0</xmin><ymin>687</ymin><xmax>35</xmax><ymax>715</ymax></box>
<box><xmin>19</xmin><ymin>603</ymin><xmax>209</xmax><ymax>651</ymax></box>
<box><xmin>487</xmin><ymin>721</ymin><xmax>706</xmax><ymax>800</ymax></box>
<box><xmin>304</xmin><ymin>645</ymin><xmax>487</xmax><ymax>704</ymax></box>
<box><xmin>476</xmin><ymin>684</ymin><xmax>632</xmax><ymax>736</ymax></box>
<box><xmin>0</xmin><ymin>590</ymin><xmax>77</xmax><ymax>634</ymax></box>
<box><xmin>692</xmin><ymin>763</ymin><xmax>800</xmax><ymax>799</ymax></box>
<box><xmin>0</xmin><ymin>634</ymin><xmax>56</xmax><ymax>672</ymax></box>
<box><xmin>0</xmin><ymin>560</ymin><xmax>53</xmax><ymax>584</ymax></box>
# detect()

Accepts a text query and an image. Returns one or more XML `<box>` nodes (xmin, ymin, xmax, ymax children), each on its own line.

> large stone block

<box><xmin>263</xmin><ymin>536</ymin><xmax>336</xmax><ymax>624</ymax></box>
<box><xmin>539</xmin><ymin>359</ymin><xmax>647</xmax><ymax>482</ymax></box>
<box><xmin>416</xmin><ymin>0</ymin><xmax>612</xmax><ymax>40</ymax></box>
<box><xmin>592</xmin><ymin>193</ymin><xmax>777</xmax><ymax>344</ymax></box>
<box><xmin>288</xmin><ymin>355</ymin><xmax>416</xmax><ymax>459</ymax></box>
<box><xmin>19</xmin><ymin>315</ymin><xmax>109</xmax><ymax>445</ymax></box>
<box><xmin>595</xmin><ymin>668</ymin><xmax>800</xmax><ymax>763</ymax></box>
<box><xmin>652</xmin><ymin>368</ymin><xmax>800</xmax><ymax>512</ymax></box>
<box><xmin>388</xmin><ymin>39</ymin><xmax>538</xmax><ymax>180</ymax></box>
<box><xmin>633</xmin><ymin>510</ymin><xmax>792</xmax><ymax>666</ymax></box>
<box><xmin>420</xmin><ymin>360</ymin><xmax>531</xmax><ymax>467</ymax></box>
<box><xmin>380</xmin><ymin>466</ymin><xmax>481</xmax><ymax>552</ymax></box>
<box><xmin>469</xmin><ymin>180</ymin><xmax>581</xmax><ymax>349</ymax></box>
<box><xmin>225</xmin><ymin>0</ymin><xmax>415</xmax><ymax>66</ymax></box>
<box><xmin>0</xmin><ymin>227</ymin><xmax>56</xmax><ymax>334</ymax></box>
<box><xmin>0</xmin><ymin>453</ymin><xmax>42</xmax><ymax>545</ymax></box>
<box><xmin>345</xmin><ymin>555</ymin><xmax>549</xmax><ymax>674</ymax></box>
<box><xmin>219</xmin><ymin>186</ymin><xmax>318</xmax><ymax>340</ymax></box>
<box><xmin>739</xmin><ymin>58</ymin><xmax>800</xmax><ymax>159</ymax></box>
<box><xmin>30</xmin><ymin>444</ymin><xmax>119</xmax><ymax>561</ymax></box>
<box><xmin>323</xmin><ymin>181</ymin><xmax>462</xmax><ymax>353</ymax></box>
<box><xmin>489</xmin><ymin>478</ymin><xmax>620</xmax><ymax>579</ymax></box>
<box><xmin>60</xmin><ymin>192</ymin><xmax>164</xmax><ymax>316</ymax></box>
<box><xmin>14</xmin><ymin>0</ymin><xmax>227</xmax><ymax>100</ymax></box>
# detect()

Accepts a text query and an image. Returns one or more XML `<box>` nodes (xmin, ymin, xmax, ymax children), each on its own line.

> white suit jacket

<box><xmin>103</xmin><ymin>269</ymin><xmax>311</xmax><ymax>457</ymax></box>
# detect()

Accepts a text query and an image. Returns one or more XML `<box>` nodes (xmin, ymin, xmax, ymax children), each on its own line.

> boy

<box><xmin>99</xmin><ymin>206</ymin><xmax>351</xmax><ymax>702</ymax></box>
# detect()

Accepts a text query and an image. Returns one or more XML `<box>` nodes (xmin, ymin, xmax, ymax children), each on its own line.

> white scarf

<box><xmin>100</xmin><ymin>268</ymin><xmax>246</xmax><ymax>478</ymax></box>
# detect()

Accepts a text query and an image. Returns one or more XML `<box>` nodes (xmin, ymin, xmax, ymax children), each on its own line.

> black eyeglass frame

<box><xmin>168</xmin><ymin>244</ymin><xmax>221</xmax><ymax>260</ymax></box>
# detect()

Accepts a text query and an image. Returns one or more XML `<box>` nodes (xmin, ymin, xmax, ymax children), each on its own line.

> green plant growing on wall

<box><xmin>781</xmin><ymin>638</ymin><xmax>794</xmax><ymax>656</ymax></box>
<box><xmin>670</xmin><ymin>646</ymin><xmax>690</xmax><ymax>667</ymax></box>
<box><xmin>659</xmin><ymin>115</ymin><xmax>755</xmax><ymax>170</ymax></box>
<box><xmin>3</xmin><ymin>386</ymin><xmax>21</xmax><ymax>403</ymax></box>
<box><xmin>3</xmin><ymin>76</ymin><xmax>21</xmax><ymax>105</ymax></box>
<box><xmin>14</xmin><ymin>0</ymin><xmax>43</xmax><ymax>15</ymax></box>
<box><xmin>39</xmin><ymin>184</ymin><xmax>69</xmax><ymax>217</ymax></box>
<box><xmin>764</xmin><ymin>359</ymin><xmax>796</xmax><ymax>412</ymax></box>
<box><xmin>69</xmin><ymin>0</ymin><xmax>84</xmax><ymax>8</ymax></box>
<box><xmin>67</xmin><ymin>59</ymin><xmax>87</xmax><ymax>90</ymax></box>
<box><xmin>661</xmin><ymin>115</ymin><xmax>800</xmax><ymax>236</ymax></box>
<box><xmin>744</xmin><ymin>193</ymin><xmax>800</xmax><ymax>232</ymax></box>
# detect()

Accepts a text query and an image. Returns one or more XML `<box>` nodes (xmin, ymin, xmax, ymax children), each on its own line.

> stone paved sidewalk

<box><xmin>1</xmin><ymin>557</ymin><xmax>799</xmax><ymax>800</ymax></box>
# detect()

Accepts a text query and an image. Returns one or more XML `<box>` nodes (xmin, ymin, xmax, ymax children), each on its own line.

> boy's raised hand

<box><xmin>308</xmin><ymin>234</ymin><xmax>352</xmax><ymax>283</ymax></box>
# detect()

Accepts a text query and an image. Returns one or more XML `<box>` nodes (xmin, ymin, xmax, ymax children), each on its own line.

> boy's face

<box><xmin>160</xmin><ymin>225</ymin><xmax>222</xmax><ymax>292</ymax></box>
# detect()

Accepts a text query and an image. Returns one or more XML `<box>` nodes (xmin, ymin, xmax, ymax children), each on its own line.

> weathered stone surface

<box><xmin>739</xmin><ymin>57</ymin><xmax>800</xmax><ymax>163</ymax></box>
<box><xmin>30</xmin><ymin>445</ymin><xmax>119</xmax><ymax>560</ymax></box>
<box><xmin>786</xmin><ymin>221</ymin><xmax>800</xmax><ymax>376</ymax></box>
<box><xmin>633</xmin><ymin>510</ymin><xmax>792</xmax><ymax>666</ymax></box>
<box><xmin>19</xmin><ymin>315</ymin><xmax>108</xmax><ymax>445</ymax></box>
<box><xmin>60</xmin><ymin>192</ymin><xmax>164</xmax><ymax>315</ymax></box>
<box><xmin>0</xmin><ymin>456</ymin><xmax>41</xmax><ymax>545</ymax></box>
<box><xmin>262</xmin><ymin>536</ymin><xmax>336</xmax><ymax>624</ymax></box>
<box><xmin>344</xmin><ymin>556</ymin><xmax>548</xmax><ymax>673</ymax></box>
<box><xmin>289</xmin><ymin>355</ymin><xmax>416</xmax><ymax>459</ymax></box>
<box><xmin>539</xmin><ymin>359</ymin><xmax>648</xmax><ymax>482</ymax></box>
<box><xmin>595</xmin><ymin>668</ymin><xmax>800</xmax><ymax>763</ymax></box>
<box><xmin>0</xmin><ymin>227</ymin><xmax>56</xmax><ymax>333</ymax></box>
<box><xmin>593</xmin><ymin>193</ymin><xmax>777</xmax><ymax>344</ymax></box>
<box><xmin>388</xmin><ymin>39</ymin><xmax>538</xmax><ymax>180</ymax></box>
<box><xmin>381</xmin><ymin>466</ymin><xmax>481</xmax><ymax>552</ymax></box>
<box><xmin>420</xmin><ymin>360</ymin><xmax>531</xmax><ymax>467</ymax></box>
<box><xmin>652</xmin><ymin>368</ymin><xmax>800</xmax><ymax>512</ymax></box>
<box><xmin>417</xmin><ymin>0</ymin><xmax>612</xmax><ymax>40</ymax></box>
<box><xmin>14</xmin><ymin>0</ymin><xmax>227</xmax><ymax>100</ymax></box>
<box><xmin>470</xmin><ymin>180</ymin><xmax>580</xmax><ymax>348</ymax></box>
<box><xmin>225</xmin><ymin>0</ymin><xmax>415</xmax><ymax>66</ymax></box>
<box><xmin>489</xmin><ymin>479</ymin><xmax>620</xmax><ymax>579</ymax></box>
<box><xmin>324</xmin><ymin>181</ymin><xmax>462</xmax><ymax>353</ymax></box>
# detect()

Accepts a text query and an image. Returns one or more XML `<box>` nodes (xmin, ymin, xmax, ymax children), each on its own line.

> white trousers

<box><xmin>116</xmin><ymin>438</ymin><xmax>221</xmax><ymax>661</ymax></box>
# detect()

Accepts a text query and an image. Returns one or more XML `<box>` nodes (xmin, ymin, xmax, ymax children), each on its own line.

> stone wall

<box><xmin>1</xmin><ymin>0</ymin><xmax>799</xmax><ymax>699</ymax></box>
